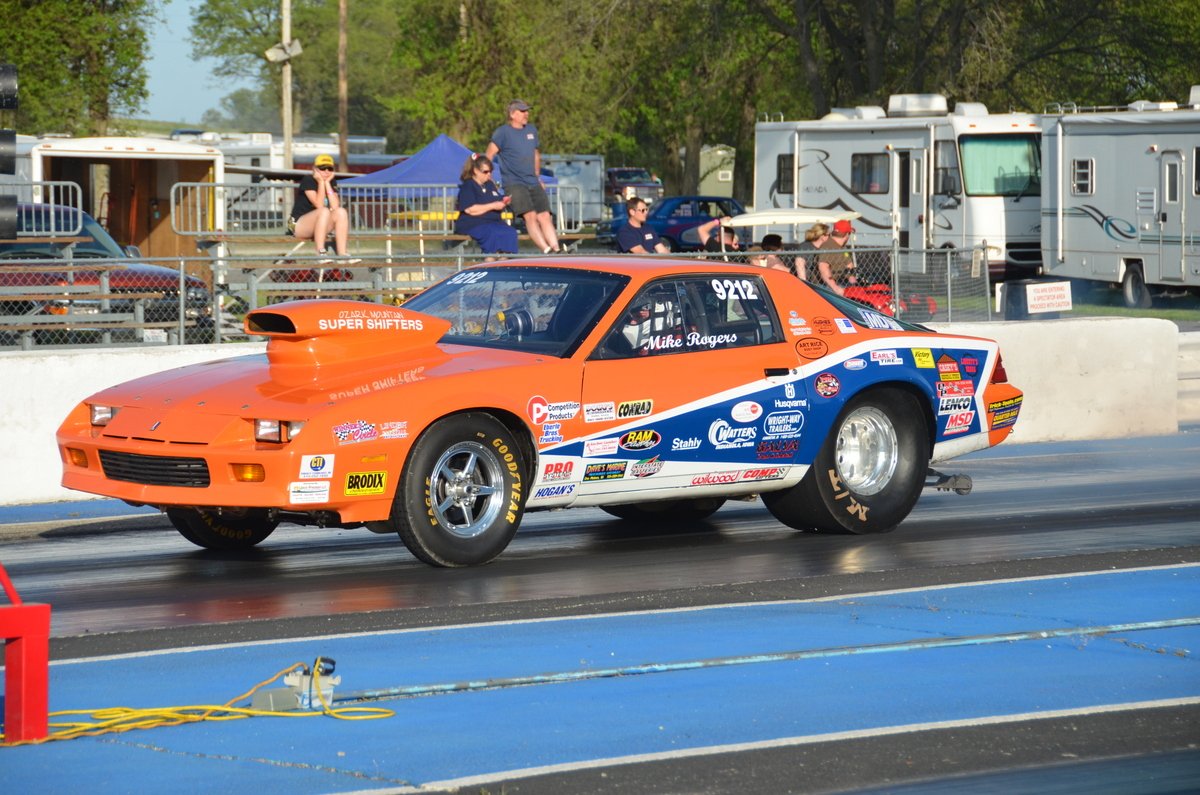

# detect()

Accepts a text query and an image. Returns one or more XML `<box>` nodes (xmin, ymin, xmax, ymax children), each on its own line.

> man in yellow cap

<box><xmin>288</xmin><ymin>153</ymin><xmax>359</xmax><ymax>263</ymax></box>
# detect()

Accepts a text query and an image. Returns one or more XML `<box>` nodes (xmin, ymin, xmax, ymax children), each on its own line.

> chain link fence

<box><xmin>0</xmin><ymin>242</ymin><xmax>993</xmax><ymax>349</ymax></box>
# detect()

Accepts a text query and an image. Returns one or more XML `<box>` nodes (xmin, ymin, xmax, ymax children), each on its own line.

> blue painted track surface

<box><xmin>2</xmin><ymin>565</ymin><xmax>1198</xmax><ymax>792</ymax></box>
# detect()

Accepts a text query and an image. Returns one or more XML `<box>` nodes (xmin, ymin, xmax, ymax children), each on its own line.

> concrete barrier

<box><xmin>0</xmin><ymin>319</ymin><xmax>1189</xmax><ymax>506</ymax></box>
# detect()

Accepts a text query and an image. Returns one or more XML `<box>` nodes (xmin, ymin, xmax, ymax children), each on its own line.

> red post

<box><xmin>1</xmin><ymin>562</ymin><xmax>50</xmax><ymax>743</ymax></box>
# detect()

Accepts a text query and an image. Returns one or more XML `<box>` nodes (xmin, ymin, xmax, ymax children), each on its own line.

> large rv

<box><xmin>1041</xmin><ymin>88</ymin><xmax>1200</xmax><ymax>307</ymax></box>
<box><xmin>754</xmin><ymin>95</ymin><xmax>1042</xmax><ymax>280</ymax></box>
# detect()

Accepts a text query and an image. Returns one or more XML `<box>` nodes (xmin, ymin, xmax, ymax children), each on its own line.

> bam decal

<box><xmin>345</xmin><ymin>471</ymin><xmax>387</xmax><ymax>496</ymax></box>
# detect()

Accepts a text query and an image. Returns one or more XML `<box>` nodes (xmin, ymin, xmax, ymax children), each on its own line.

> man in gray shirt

<box><xmin>486</xmin><ymin>99</ymin><xmax>563</xmax><ymax>253</ymax></box>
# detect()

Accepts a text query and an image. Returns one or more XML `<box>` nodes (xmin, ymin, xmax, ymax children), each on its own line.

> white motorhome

<box><xmin>1041</xmin><ymin>87</ymin><xmax>1200</xmax><ymax>307</ymax></box>
<box><xmin>754</xmin><ymin>94</ymin><xmax>1042</xmax><ymax>280</ymax></box>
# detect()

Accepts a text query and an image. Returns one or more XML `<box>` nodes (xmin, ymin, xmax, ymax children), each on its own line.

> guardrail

<box><xmin>171</xmin><ymin>181</ymin><xmax>586</xmax><ymax>238</ymax></box>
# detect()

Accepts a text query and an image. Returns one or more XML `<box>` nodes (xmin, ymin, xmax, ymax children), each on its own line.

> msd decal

<box><xmin>944</xmin><ymin>411</ymin><xmax>975</xmax><ymax>435</ymax></box>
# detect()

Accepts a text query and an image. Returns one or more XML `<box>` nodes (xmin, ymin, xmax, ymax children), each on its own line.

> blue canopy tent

<box><xmin>339</xmin><ymin>133</ymin><xmax>556</xmax><ymax>232</ymax></box>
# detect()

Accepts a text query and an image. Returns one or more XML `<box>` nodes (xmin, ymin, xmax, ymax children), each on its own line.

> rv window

<box><xmin>934</xmin><ymin>141</ymin><xmax>961</xmax><ymax>196</ymax></box>
<box><xmin>776</xmin><ymin>154</ymin><xmax>794</xmax><ymax>194</ymax></box>
<box><xmin>1195</xmin><ymin>148</ymin><xmax>1200</xmax><ymax>196</ymax></box>
<box><xmin>1071</xmin><ymin>160</ymin><xmax>1094</xmax><ymax>195</ymax></box>
<box><xmin>1165</xmin><ymin>161</ymin><xmax>1180</xmax><ymax>204</ymax></box>
<box><xmin>851</xmin><ymin>154</ymin><xmax>888</xmax><ymax>194</ymax></box>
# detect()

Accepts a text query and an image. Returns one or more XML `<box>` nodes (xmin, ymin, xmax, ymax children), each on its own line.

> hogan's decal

<box><xmin>533</xmin><ymin>484</ymin><xmax>575</xmax><ymax>499</ymax></box>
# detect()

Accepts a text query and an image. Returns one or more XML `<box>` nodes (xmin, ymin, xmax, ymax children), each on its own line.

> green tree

<box><xmin>0</xmin><ymin>0</ymin><xmax>157</xmax><ymax>135</ymax></box>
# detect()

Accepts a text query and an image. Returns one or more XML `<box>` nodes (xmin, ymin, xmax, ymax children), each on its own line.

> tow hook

<box><xmin>926</xmin><ymin>467</ymin><xmax>973</xmax><ymax>495</ymax></box>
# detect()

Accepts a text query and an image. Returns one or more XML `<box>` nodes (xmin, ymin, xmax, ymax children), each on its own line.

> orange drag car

<box><xmin>57</xmin><ymin>257</ymin><xmax>1023</xmax><ymax>566</ymax></box>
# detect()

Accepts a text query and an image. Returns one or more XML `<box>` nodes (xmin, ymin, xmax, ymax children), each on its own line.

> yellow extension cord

<box><xmin>1</xmin><ymin>660</ymin><xmax>394</xmax><ymax>747</ymax></box>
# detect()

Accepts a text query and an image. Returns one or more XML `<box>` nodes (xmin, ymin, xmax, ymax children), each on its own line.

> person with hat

<box><xmin>816</xmin><ymin>219</ymin><xmax>858</xmax><ymax>296</ymax></box>
<box><xmin>485</xmin><ymin>99</ymin><xmax>562</xmax><ymax>254</ymax></box>
<box><xmin>289</xmin><ymin>153</ymin><xmax>359</xmax><ymax>263</ymax></box>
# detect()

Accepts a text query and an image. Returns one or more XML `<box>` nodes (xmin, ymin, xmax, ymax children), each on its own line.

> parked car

<box><xmin>0</xmin><ymin>204</ymin><xmax>213</xmax><ymax>338</ymax></box>
<box><xmin>605</xmin><ymin>167</ymin><xmax>664</xmax><ymax>206</ymax></box>
<box><xmin>596</xmin><ymin>195</ymin><xmax>746</xmax><ymax>250</ymax></box>
<box><xmin>58</xmin><ymin>257</ymin><xmax>1023</xmax><ymax>567</ymax></box>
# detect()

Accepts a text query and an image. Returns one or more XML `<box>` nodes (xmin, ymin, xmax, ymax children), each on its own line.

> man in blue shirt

<box><xmin>616</xmin><ymin>198</ymin><xmax>670</xmax><ymax>254</ymax></box>
<box><xmin>485</xmin><ymin>99</ymin><xmax>562</xmax><ymax>254</ymax></box>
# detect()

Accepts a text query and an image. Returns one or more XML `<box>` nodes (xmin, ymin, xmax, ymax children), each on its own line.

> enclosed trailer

<box><xmin>26</xmin><ymin>136</ymin><xmax>224</xmax><ymax>259</ymax></box>
<box><xmin>754</xmin><ymin>95</ymin><xmax>1042</xmax><ymax>281</ymax></box>
<box><xmin>1041</xmin><ymin>88</ymin><xmax>1200</xmax><ymax>306</ymax></box>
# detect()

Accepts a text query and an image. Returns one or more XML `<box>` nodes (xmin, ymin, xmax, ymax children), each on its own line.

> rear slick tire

<box><xmin>391</xmin><ymin>412</ymin><xmax>526</xmax><ymax>567</ymax></box>
<box><xmin>763</xmin><ymin>388</ymin><xmax>929</xmax><ymax>534</ymax></box>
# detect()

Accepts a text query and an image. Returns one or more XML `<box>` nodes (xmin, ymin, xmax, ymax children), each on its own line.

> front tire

<box><xmin>391</xmin><ymin>413</ymin><xmax>526</xmax><ymax>567</ymax></box>
<box><xmin>166</xmin><ymin>508</ymin><xmax>278</xmax><ymax>550</ymax></box>
<box><xmin>764</xmin><ymin>388</ymin><xmax>929</xmax><ymax>534</ymax></box>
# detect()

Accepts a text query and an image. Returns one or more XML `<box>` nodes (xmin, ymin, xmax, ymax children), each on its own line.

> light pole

<box><xmin>264</xmin><ymin>0</ymin><xmax>303</xmax><ymax>169</ymax></box>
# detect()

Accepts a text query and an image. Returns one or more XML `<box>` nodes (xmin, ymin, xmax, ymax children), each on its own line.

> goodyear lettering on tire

<box><xmin>492</xmin><ymin>437</ymin><xmax>523</xmax><ymax>523</ymax></box>
<box><xmin>345</xmin><ymin>470</ymin><xmax>387</xmax><ymax>496</ymax></box>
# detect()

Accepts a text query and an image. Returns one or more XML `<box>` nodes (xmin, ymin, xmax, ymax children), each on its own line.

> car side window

<box><xmin>595</xmin><ymin>275</ymin><xmax>781</xmax><ymax>360</ymax></box>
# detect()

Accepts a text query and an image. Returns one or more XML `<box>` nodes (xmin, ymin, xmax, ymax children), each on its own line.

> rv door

<box><xmin>1160</xmin><ymin>150</ymin><xmax>1185</xmax><ymax>282</ymax></box>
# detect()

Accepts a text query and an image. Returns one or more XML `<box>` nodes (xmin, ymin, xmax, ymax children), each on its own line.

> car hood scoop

<box><xmin>246</xmin><ymin>300</ymin><xmax>451</xmax><ymax>368</ymax></box>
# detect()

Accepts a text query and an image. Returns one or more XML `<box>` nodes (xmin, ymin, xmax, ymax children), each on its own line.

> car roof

<box><xmin>469</xmin><ymin>256</ymin><xmax>761</xmax><ymax>279</ymax></box>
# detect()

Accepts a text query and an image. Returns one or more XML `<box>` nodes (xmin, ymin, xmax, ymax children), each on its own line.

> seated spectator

<box><xmin>748</xmin><ymin>245</ymin><xmax>792</xmax><ymax>273</ymax></box>
<box><xmin>289</xmin><ymin>154</ymin><xmax>360</xmax><ymax>263</ymax></box>
<box><xmin>455</xmin><ymin>154</ymin><xmax>518</xmax><ymax>259</ymax></box>
<box><xmin>616</xmin><ymin>198</ymin><xmax>670</xmax><ymax>253</ymax></box>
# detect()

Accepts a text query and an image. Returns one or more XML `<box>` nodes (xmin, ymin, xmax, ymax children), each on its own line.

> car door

<box><xmin>572</xmin><ymin>273</ymin><xmax>807</xmax><ymax>500</ymax></box>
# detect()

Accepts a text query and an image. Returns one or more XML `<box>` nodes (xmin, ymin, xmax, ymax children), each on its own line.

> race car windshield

<box><xmin>404</xmin><ymin>266</ymin><xmax>629</xmax><ymax>357</ymax></box>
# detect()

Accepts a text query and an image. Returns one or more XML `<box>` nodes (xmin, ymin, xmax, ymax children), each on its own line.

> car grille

<box><xmin>98</xmin><ymin>450</ymin><xmax>211</xmax><ymax>487</ymax></box>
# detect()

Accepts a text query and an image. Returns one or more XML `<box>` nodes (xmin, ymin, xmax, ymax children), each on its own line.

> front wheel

<box><xmin>763</xmin><ymin>388</ymin><xmax>929</xmax><ymax>534</ymax></box>
<box><xmin>600</xmin><ymin>497</ymin><xmax>726</xmax><ymax>524</ymax></box>
<box><xmin>390</xmin><ymin>412</ymin><xmax>527</xmax><ymax>567</ymax></box>
<box><xmin>166</xmin><ymin>508</ymin><xmax>279</xmax><ymax>550</ymax></box>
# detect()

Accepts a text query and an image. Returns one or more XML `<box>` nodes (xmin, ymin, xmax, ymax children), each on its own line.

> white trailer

<box><xmin>1041</xmin><ymin>88</ymin><xmax>1200</xmax><ymax>307</ymax></box>
<box><xmin>754</xmin><ymin>94</ymin><xmax>1042</xmax><ymax>281</ymax></box>
<box><xmin>542</xmin><ymin>153</ymin><xmax>605</xmax><ymax>223</ymax></box>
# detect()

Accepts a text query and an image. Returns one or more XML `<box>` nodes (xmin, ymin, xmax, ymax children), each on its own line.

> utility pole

<box><xmin>281</xmin><ymin>0</ymin><xmax>294</xmax><ymax>169</ymax></box>
<box><xmin>338</xmin><ymin>0</ymin><xmax>348</xmax><ymax>171</ymax></box>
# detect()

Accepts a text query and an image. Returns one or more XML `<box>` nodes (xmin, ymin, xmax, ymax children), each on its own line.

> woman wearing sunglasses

<box><xmin>455</xmin><ymin>153</ymin><xmax>518</xmax><ymax>259</ymax></box>
<box><xmin>288</xmin><ymin>153</ymin><xmax>359</xmax><ymax>263</ymax></box>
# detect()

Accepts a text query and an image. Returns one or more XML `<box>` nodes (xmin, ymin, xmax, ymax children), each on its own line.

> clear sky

<box><xmin>143</xmin><ymin>0</ymin><xmax>254</xmax><ymax>124</ymax></box>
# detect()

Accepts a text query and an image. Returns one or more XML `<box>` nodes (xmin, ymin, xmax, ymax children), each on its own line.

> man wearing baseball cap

<box><xmin>816</xmin><ymin>219</ymin><xmax>857</xmax><ymax>296</ymax></box>
<box><xmin>485</xmin><ymin>99</ymin><xmax>563</xmax><ymax>254</ymax></box>
<box><xmin>289</xmin><ymin>153</ymin><xmax>359</xmax><ymax>263</ymax></box>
